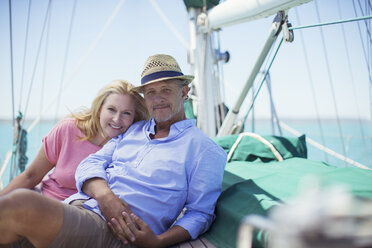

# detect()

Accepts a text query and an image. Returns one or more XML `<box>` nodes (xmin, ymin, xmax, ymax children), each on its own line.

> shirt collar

<box><xmin>145</xmin><ymin>118</ymin><xmax>195</xmax><ymax>140</ymax></box>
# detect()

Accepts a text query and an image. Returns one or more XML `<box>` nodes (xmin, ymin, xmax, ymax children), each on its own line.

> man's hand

<box><xmin>110</xmin><ymin>212</ymin><xmax>161</xmax><ymax>248</ymax></box>
<box><xmin>96</xmin><ymin>192</ymin><xmax>134</xmax><ymax>244</ymax></box>
<box><xmin>96</xmin><ymin>191</ymin><xmax>132</xmax><ymax>220</ymax></box>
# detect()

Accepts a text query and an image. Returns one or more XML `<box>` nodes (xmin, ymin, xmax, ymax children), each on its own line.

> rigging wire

<box><xmin>289</xmin><ymin>1</ymin><xmax>372</xmax><ymax>166</ymax></box>
<box><xmin>26</xmin><ymin>0</ymin><xmax>126</xmax><ymax>134</ymax></box>
<box><xmin>261</xmin><ymin>50</ymin><xmax>282</xmax><ymax>135</ymax></box>
<box><xmin>294</xmin><ymin>7</ymin><xmax>329</xmax><ymax>163</ymax></box>
<box><xmin>290</xmin><ymin>2</ymin><xmax>372</xmax><ymax>166</ymax></box>
<box><xmin>7</xmin><ymin>0</ymin><xmax>29</xmax><ymax>181</ymax></box>
<box><xmin>54</xmin><ymin>0</ymin><xmax>77</xmax><ymax>123</ymax></box>
<box><xmin>238</xmin><ymin>38</ymin><xmax>284</xmax><ymax>134</ymax></box>
<box><xmin>39</xmin><ymin>18</ymin><xmax>50</xmax><ymax>143</ymax></box>
<box><xmin>314</xmin><ymin>0</ymin><xmax>347</xmax><ymax>165</ymax></box>
<box><xmin>37</xmin><ymin>0</ymin><xmax>53</xmax><ymax>144</ymax></box>
<box><xmin>337</xmin><ymin>0</ymin><xmax>369</xmax><ymax>166</ymax></box>
<box><xmin>355</xmin><ymin>0</ymin><xmax>372</xmax><ymax>119</ymax></box>
<box><xmin>248</xmin><ymin>29</ymin><xmax>282</xmax><ymax>135</ymax></box>
<box><xmin>352</xmin><ymin>1</ymin><xmax>372</xmax><ymax>119</ymax></box>
<box><xmin>368</xmin><ymin>0</ymin><xmax>372</xmax><ymax>120</ymax></box>
<box><xmin>246</xmin><ymin>33</ymin><xmax>277</xmax><ymax>134</ymax></box>
<box><xmin>7</xmin><ymin>0</ymin><xmax>16</xmax><ymax>182</ymax></box>
<box><xmin>2</xmin><ymin>0</ymin><xmax>127</xmax><ymax>183</ymax></box>
<box><xmin>22</xmin><ymin>0</ymin><xmax>52</xmax><ymax>123</ymax></box>
<box><xmin>18</xmin><ymin>0</ymin><xmax>32</xmax><ymax>113</ymax></box>
<box><xmin>148</xmin><ymin>0</ymin><xmax>188</xmax><ymax>49</ymax></box>
<box><xmin>264</xmin><ymin>73</ymin><xmax>282</xmax><ymax>136</ymax></box>
<box><xmin>8</xmin><ymin>0</ymin><xmax>16</xmax><ymax>128</ymax></box>
<box><xmin>289</xmin><ymin>14</ymin><xmax>372</xmax><ymax>30</ymax></box>
<box><xmin>356</xmin><ymin>0</ymin><xmax>372</xmax><ymax>47</ymax></box>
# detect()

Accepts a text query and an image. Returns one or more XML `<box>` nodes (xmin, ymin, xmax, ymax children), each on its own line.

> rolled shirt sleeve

<box><xmin>174</xmin><ymin>145</ymin><xmax>227</xmax><ymax>239</ymax></box>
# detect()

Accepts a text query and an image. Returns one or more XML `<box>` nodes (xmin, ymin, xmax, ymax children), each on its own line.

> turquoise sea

<box><xmin>1</xmin><ymin>119</ymin><xmax>371</xmax><ymax>187</ymax></box>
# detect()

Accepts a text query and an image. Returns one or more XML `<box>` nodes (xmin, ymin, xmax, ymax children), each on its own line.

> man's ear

<box><xmin>181</xmin><ymin>85</ymin><xmax>190</xmax><ymax>99</ymax></box>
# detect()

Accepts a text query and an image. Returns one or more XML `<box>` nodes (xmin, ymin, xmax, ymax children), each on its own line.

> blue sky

<box><xmin>0</xmin><ymin>0</ymin><xmax>371</xmax><ymax>122</ymax></box>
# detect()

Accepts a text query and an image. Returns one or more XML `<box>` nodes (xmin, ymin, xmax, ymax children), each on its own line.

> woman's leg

<box><xmin>0</xmin><ymin>189</ymin><xmax>64</xmax><ymax>247</ymax></box>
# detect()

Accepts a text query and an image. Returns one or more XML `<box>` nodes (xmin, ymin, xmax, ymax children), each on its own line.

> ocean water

<box><xmin>1</xmin><ymin>119</ymin><xmax>371</xmax><ymax>187</ymax></box>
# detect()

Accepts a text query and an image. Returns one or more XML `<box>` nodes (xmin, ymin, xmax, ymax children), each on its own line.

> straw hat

<box><xmin>133</xmin><ymin>54</ymin><xmax>194</xmax><ymax>93</ymax></box>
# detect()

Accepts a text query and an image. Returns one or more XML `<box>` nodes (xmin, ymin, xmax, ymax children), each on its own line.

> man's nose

<box><xmin>153</xmin><ymin>92</ymin><xmax>165</xmax><ymax>102</ymax></box>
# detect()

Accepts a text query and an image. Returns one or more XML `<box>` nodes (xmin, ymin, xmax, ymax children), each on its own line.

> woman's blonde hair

<box><xmin>71</xmin><ymin>80</ymin><xmax>149</xmax><ymax>141</ymax></box>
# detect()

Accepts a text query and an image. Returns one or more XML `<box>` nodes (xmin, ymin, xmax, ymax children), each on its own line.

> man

<box><xmin>0</xmin><ymin>54</ymin><xmax>227</xmax><ymax>248</ymax></box>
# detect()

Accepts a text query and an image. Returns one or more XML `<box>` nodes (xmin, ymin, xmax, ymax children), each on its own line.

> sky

<box><xmin>0</xmin><ymin>0</ymin><xmax>371</xmax><ymax>124</ymax></box>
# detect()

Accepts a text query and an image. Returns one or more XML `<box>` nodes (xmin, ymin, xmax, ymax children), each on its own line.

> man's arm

<box><xmin>156</xmin><ymin>225</ymin><xmax>191</xmax><ymax>248</ymax></box>
<box><xmin>82</xmin><ymin>178</ymin><xmax>132</xmax><ymax>218</ymax></box>
<box><xmin>76</xmin><ymin>138</ymin><xmax>134</xmax><ymax>243</ymax></box>
<box><xmin>81</xmin><ymin>177</ymin><xmax>133</xmax><ymax>244</ymax></box>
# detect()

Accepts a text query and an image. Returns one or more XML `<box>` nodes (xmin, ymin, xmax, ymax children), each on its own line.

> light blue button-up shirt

<box><xmin>65</xmin><ymin>118</ymin><xmax>227</xmax><ymax>239</ymax></box>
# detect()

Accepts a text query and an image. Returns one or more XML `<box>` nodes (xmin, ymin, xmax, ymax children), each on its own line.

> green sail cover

<box><xmin>184</xmin><ymin>100</ymin><xmax>196</xmax><ymax>120</ymax></box>
<box><xmin>203</xmin><ymin>135</ymin><xmax>372</xmax><ymax>248</ymax></box>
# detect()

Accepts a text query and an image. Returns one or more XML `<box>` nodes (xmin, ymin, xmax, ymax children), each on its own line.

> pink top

<box><xmin>41</xmin><ymin>118</ymin><xmax>101</xmax><ymax>201</ymax></box>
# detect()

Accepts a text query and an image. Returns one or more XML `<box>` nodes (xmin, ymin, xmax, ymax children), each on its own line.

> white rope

<box><xmin>148</xmin><ymin>0</ymin><xmax>189</xmax><ymax>49</ymax></box>
<box><xmin>278</xmin><ymin>120</ymin><xmax>371</xmax><ymax>170</ymax></box>
<box><xmin>227</xmin><ymin>132</ymin><xmax>283</xmax><ymax>162</ymax></box>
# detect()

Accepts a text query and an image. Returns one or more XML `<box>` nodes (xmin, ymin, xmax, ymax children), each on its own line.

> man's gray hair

<box><xmin>176</xmin><ymin>80</ymin><xmax>189</xmax><ymax>89</ymax></box>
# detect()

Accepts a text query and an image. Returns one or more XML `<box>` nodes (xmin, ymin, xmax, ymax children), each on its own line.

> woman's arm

<box><xmin>0</xmin><ymin>146</ymin><xmax>54</xmax><ymax>197</ymax></box>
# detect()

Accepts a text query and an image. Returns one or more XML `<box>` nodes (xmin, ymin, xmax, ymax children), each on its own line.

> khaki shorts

<box><xmin>10</xmin><ymin>200</ymin><xmax>134</xmax><ymax>248</ymax></box>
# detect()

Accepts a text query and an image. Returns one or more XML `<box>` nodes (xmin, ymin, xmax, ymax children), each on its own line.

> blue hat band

<box><xmin>141</xmin><ymin>71</ymin><xmax>184</xmax><ymax>85</ymax></box>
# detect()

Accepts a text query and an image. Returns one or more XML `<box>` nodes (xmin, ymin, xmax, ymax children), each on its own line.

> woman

<box><xmin>0</xmin><ymin>80</ymin><xmax>149</xmax><ymax>201</ymax></box>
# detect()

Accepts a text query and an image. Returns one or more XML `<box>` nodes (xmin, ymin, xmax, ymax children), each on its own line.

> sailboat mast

<box><xmin>187</xmin><ymin>0</ymin><xmax>308</xmax><ymax>137</ymax></box>
<box><xmin>188</xmin><ymin>8</ymin><xmax>217</xmax><ymax>137</ymax></box>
